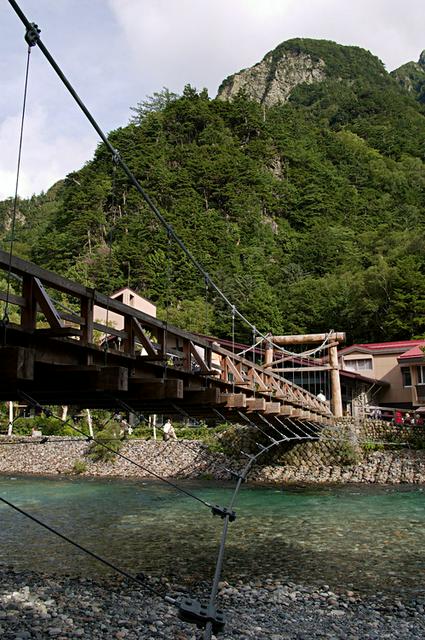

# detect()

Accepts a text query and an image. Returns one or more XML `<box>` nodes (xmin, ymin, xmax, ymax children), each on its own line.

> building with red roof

<box><xmin>339</xmin><ymin>340</ymin><xmax>425</xmax><ymax>410</ymax></box>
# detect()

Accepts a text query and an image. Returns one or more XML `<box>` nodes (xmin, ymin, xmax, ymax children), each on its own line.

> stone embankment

<box><xmin>1</xmin><ymin>420</ymin><xmax>425</xmax><ymax>484</ymax></box>
<box><xmin>252</xmin><ymin>450</ymin><xmax>425</xmax><ymax>484</ymax></box>
<box><xmin>0</xmin><ymin>438</ymin><xmax>230</xmax><ymax>480</ymax></box>
<box><xmin>1</xmin><ymin>567</ymin><xmax>424</xmax><ymax>640</ymax></box>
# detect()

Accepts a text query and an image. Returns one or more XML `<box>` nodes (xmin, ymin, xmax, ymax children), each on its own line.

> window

<box><xmin>401</xmin><ymin>366</ymin><xmax>412</xmax><ymax>387</ymax></box>
<box><xmin>344</xmin><ymin>358</ymin><xmax>373</xmax><ymax>372</ymax></box>
<box><xmin>417</xmin><ymin>365</ymin><xmax>425</xmax><ymax>385</ymax></box>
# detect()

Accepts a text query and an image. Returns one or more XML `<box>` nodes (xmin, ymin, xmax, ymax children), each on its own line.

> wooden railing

<box><xmin>0</xmin><ymin>249</ymin><xmax>332</xmax><ymax>420</ymax></box>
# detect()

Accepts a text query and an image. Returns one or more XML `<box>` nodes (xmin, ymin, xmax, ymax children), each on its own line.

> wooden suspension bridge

<box><xmin>0</xmin><ymin>249</ymin><xmax>333</xmax><ymax>428</ymax></box>
<box><xmin>0</xmin><ymin>5</ymin><xmax>349</xmax><ymax>637</ymax></box>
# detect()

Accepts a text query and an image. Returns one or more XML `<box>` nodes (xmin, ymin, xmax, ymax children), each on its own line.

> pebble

<box><xmin>0</xmin><ymin>567</ymin><xmax>424</xmax><ymax>639</ymax></box>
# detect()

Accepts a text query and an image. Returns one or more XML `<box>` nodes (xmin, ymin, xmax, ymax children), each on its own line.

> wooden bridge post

<box><xmin>182</xmin><ymin>339</ymin><xmax>191</xmax><ymax>370</ymax></box>
<box><xmin>123</xmin><ymin>315</ymin><xmax>135</xmax><ymax>355</ymax></box>
<box><xmin>329</xmin><ymin>344</ymin><xmax>343</xmax><ymax>418</ymax></box>
<box><xmin>264</xmin><ymin>342</ymin><xmax>273</xmax><ymax>367</ymax></box>
<box><xmin>80</xmin><ymin>297</ymin><xmax>94</xmax><ymax>345</ymax></box>
<box><xmin>21</xmin><ymin>275</ymin><xmax>36</xmax><ymax>330</ymax></box>
<box><xmin>267</xmin><ymin>331</ymin><xmax>345</xmax><ymax>418</ymax></box>
<box><xmin>80</xmin><ymin>296</ymin><xmax>94</xmax><ymax>365</ymax></box>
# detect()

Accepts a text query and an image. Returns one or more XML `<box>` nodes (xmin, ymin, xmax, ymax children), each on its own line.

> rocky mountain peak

<box><xmin>217</xmin><ymin>46</ymin><xmax>326</xmax><ymax>107</ymax></box>
<box><xmin>391</xmin><ymin>50</ymin><xmax>425</xmax><ymax>102</ymax></box>
<box><xmin>217</xmin><ymin>38</ymin><xmax>387</xmax><ymax>107</ymax></box>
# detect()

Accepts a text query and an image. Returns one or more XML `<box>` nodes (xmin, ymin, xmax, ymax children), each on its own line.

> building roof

<box><xmin>340</xmin><ymin>340</ymin><xmax>425</xmax><ymax>356</ymax></box>
<box><xmin>398</xmin><ymin>343</ymin><xmax>425</xmax><ymax>361</ymax></box>
<box><xmin>111</xmin><ymin>287</ymin><xmax>156</xmax><ymax>305</ymax></box>
<box><xmin>339</xmin><ymin>369</ymin><xmax>389</xmax><ymax>387</ymax></box>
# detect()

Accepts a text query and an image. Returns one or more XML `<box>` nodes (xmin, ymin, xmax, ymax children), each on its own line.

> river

<box><xmin>0</xmin><ymin>475</ymin><xmax>424</xmax><ymax>599</ymax></box>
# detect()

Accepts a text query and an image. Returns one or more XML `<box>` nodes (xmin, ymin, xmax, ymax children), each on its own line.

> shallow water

<box><xmin>0</xmin><ymin>475</ymin><xmax>424</xmax><ymax>597</ymax></box>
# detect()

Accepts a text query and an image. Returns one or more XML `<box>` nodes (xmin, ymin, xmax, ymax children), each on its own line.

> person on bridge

<box><xmin>162</xmin><ymin>418</ymin><xmax>177</xmax><ymax>442</ymax></box>
<box><xmin>316</xmin><ymin>390</ymin><xmax>326</xmax><ymax>402</ymax></box>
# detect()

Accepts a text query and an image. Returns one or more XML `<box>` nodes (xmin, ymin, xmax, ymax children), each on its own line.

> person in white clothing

<box><xmin>316</xmin><ymin>390</ymin><xmax>326</xmax><ymax>402</ymax></box>
<box><xmin>162</xmin><ymin>418</ymin><xmax>177</xmax><ymax>441</ymax></box>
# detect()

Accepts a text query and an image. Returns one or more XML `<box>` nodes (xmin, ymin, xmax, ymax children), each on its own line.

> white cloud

<box><xmin>108</xmin><ymin>0</ymin><xmax>425</xmax><ymax>98</ymax></box>
<box><xmin>2</xmin><ymin>0</ymin><xmax>425</xmax><ymax>199</ymax></box>
<box><xmin>0</xmin><ymin>106</ymin><xmax>96</xmax><ymax>199</ymax></box>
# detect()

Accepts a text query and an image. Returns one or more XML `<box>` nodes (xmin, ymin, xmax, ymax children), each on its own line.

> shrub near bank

<box><xmin>87</xmin><ymin>422</ymin><xmax>123</xmax><ymax>462</ymax></box>
<box><xmin>5</xmin><ymin>416</ymin><xmax>77</xmax><ymax>437</ymax></box>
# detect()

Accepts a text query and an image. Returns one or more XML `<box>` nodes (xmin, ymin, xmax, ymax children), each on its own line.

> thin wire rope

<box><xmin>231</xmin><ymin>306</ymin><xmax>236</xmax><ymax>394</ymax></box>
<box><xmin>116</xmin><ymin>399</ymin><xmax>241</xmax><ymax>482</ymax></box>
<box><xmin>203</xmin><ymin>419</ymin><xmax>318</xmax><ymax>640</ymax></box>
<box><xmin>270</xmin><ymin>331</ymin><xmax>334</xmax><ymax>364</ymax></box>
<box><xmin>0</xmin><ymin>495</ymin><xmax>174</xmax><ymax>603</ymax></box>
<box><xmin>235</xmin><ymin>411</ymin><xmax>282</xmax><ymax>445</ymax></box>
<box><xmin>235</xmin><ymin>335</ymin><xmax>263</xmax><ymax>357</ymax></box>
<box><xmin>204</xmin><ymin>276</ymin><xmax>209</xmax><ymax>335</ymax></box>
<box><xmin>18</xmin><ymin>392</ymin><xmax>213</xmax><ymax>510</ymax></box>
<box><xmin>163</xmin><ymin>229</ymin><xmax>172</xmax><ymax>379</ymax></box>
<box><xmin>103</xmin><ymin>156</ymin><xmax>119</xmax><ymax>363</ymax></box>
<box><xmin>165</xmin><ymin>406</ymin><xmax>236</xmax><ymax>472</ymax></box>
<box><xmin>2</xmin><ymin>43</ymin><xmax>31</xmax><ymax>339</ymax></box>
<box><xmin>6</xmin><ymin>2</ymin><xmax>331</xmax><ymax>362</ymax></box>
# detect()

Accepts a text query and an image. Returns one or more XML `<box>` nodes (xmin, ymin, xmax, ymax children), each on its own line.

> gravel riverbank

<box><xmin>1</xmin><ymin>567</ymin><xmax>424</xmax><ymax>640</ymax></box>
<box><xmin>2</xmin><ymin>436</ymin><xmax>425</xmax><ymax>484</ymax></box>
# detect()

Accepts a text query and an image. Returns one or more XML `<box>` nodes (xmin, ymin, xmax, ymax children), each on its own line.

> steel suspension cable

<box><xmin>2</xmin><ymin>41</ymin><xmax>31</xmax><ymax>341</ymax></box>
<box><xmin>202</xmin><ymin>419</ymin><xmax>319</xmax><ymax>640</ymax></box>
<box><xmin>18</xmin><ymin>392</ymin><xmax>214</xmax><ymax>510</ymax></box>
<box><xmin>0</xmin><ymin>495</ymin><xmax>174</xmax><ymax>602</ymax></box>
<box><xmin>7</xmin><ymin>0</ymin><xmax>334</xmax><ymax>365</ymax></box>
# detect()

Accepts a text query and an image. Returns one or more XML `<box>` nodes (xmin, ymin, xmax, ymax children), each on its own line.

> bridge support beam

<box><xmin>329</xmin><ymin>344</ymin><xmax>343</xmax><ymax>418</ymax></box>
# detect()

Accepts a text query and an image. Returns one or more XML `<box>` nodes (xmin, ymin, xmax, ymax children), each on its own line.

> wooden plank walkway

<box><xmin>0</xmin><ymin>250</ymin><xmax>332</xmax><ymax>427</ymax></box>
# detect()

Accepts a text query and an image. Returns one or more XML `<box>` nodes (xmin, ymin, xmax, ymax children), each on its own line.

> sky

<box><xmin>0</xmin><ymin>0</ymin><xmax>424</xmax><ymax>200</ymax></box>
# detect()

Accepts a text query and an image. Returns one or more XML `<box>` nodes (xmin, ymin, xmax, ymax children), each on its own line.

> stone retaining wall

<box><xmin>251</xmin><ymin>450</ymin><xmax>425</xmax><ymax>484</ymax></box>
<box><xmin>0</xmin><ymin>438</ymin><xmax>231</xmax><ymax>480</ymax></box>
<box><xmin>1</xmin><ymin>430</ymin><xmax>425</xmax><ymax>484</ymax></box>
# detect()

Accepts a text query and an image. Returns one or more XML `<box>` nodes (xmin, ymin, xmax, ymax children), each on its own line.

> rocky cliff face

<box><xmin>217</xmin><ymin>47</ymin><xmax>326</xmax><ymax>106</ymax></box>
<box><xmin>217</xmin><ymin>38</ymin><xmax>390</xmax><ymax>107</ymax></box>
<box><xmin>391</xmin><ymin>50</ymin><xmax>425</xmax><ymax>102</ymax></box>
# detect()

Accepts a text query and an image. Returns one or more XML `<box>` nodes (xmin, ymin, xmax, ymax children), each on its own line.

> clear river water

<box><xmin>0</xmin><ymin>476</ymin><xmax>424</xmax><ymax>598</ymax></box>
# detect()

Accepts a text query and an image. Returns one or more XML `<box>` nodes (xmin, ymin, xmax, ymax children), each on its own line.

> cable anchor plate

<box><xmin>177</xmin><ymin>598</ymin><xmax>225</xmax><ymax>633</ymax></box>
<box><xmin>211</xmin><ymin>505</ymin><xmax>236</xmax><ymax>521</ymax></box>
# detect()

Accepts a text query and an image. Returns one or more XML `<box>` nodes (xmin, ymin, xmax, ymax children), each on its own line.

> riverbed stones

<box><xmin>1</xmin><ymin>567</ymin><xmax>424</xmax><ymax>639</ymax></box>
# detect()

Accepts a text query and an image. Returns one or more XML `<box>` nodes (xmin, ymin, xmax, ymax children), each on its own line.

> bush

<box><xmin>87</xmin><ymin>422</ymin><xmax>123</xmax><ymax>463</ymax></box>
<box><xmin>362</xmin><ymin>441</ymin><xmax>385</xmax><ymax>453</ymax></box>
<box><xmin>175</xmin><ymin>423</ymin><xmax>233</xmax><ymax>453</ymax></box>
<box><xmin>5</xmin><ymin>416</ymin><xmax>77</xmax><ymax>436</ymax></box>
<box><xmin>72</xmin><ymin>459</ymin><xmax>87</xmax><ymax>474</ymax></box>
<box><xmin>335</xmin><ymin>440</ymin><xmax>361</xmax><ymax>465</ymax></box>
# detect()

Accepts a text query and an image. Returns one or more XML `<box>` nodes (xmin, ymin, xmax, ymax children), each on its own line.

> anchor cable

<box><xmin>6</xmin><ymin>0</ymin><xmax>334</xmax><ymax>360</ymax></box>
<box><xmin>0</xmin><ymin>495</ymin><xmax>174</xmax><ymax>603</ymax></box>
<box><xmin>2</xmin><ymin>41</ymin><xmax>31</xmax><ymax>341</ymax></box>
<box><xmin>18</xmin><ymin>392</ymin><xmax>214</xmax><ymax>511</ymax></box>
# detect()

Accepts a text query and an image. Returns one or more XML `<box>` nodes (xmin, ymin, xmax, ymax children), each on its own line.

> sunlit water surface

<box><xmin>0</xmin><ymin>476</ymin><xmax>424</xmax><ymax>598</ymax></box>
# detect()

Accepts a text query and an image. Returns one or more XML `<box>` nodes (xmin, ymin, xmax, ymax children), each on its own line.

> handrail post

<box><xmin>21</xmin><ymin>275</ymin><xmax>36</xmax><ymax>331</ymax></box>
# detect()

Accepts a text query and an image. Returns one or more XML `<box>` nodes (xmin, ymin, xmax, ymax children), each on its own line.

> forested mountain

<box><xmin>1</xmin><ymin>38</ymin><xmax>425</xmax><ymax>344</ymax></box>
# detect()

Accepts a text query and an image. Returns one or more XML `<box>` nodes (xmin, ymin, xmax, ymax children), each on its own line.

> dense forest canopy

<box><xmin>1</xmin><ymin>39</ymin><xmax>425</xmax><ymax>344</ymax></box>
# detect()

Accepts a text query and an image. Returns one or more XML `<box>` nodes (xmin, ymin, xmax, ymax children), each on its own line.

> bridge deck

<box><xmin>0</xmin><ymin>250</ymin><xmax>332</xmax><ymax>426</ymax></box>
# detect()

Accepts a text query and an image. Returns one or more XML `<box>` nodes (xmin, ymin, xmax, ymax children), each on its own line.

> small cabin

<box><xmin>94</xmin><ymin>287</ymin><xmax>156</xmax><ymax>330</ymax></box>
